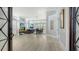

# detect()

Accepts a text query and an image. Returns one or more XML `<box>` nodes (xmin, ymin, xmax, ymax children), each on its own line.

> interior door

<box><xmin>0</xmin><ymin>7</ymin><xmax>12</xmax><ymax>51</ymax></box>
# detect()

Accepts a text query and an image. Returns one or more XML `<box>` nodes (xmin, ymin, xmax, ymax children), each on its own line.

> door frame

<box><xmin>69</xmin><ymin>7</ymin><xmax>76</xmax><ymax>51</ymax></box>
<box><xmin>8</xmin><ymin>7</ymin><xmax>13</xmax><ymax>51</ymax></box>
<box><xmin>7</xmin><ymin>7</ymin><xmax>78</xmax><ymax>51</ymax></box>
<box><xmin>1</xmin><ymin>7</ymin><xmax>77</xmax><ymax>51</ymax></box>
<box><xmin>0</xmin><ymin>7</ymin><xmax>12</xmax><ymax>51</ymax></box>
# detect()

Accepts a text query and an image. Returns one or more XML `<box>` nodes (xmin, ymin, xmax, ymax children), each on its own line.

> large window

<box><xmin>28</xmin><ymin>20</ymin><xmax>46</xmax><ymax>33</ymax></box>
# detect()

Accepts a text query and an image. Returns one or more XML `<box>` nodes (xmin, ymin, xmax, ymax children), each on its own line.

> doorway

<box><xmin>12</xmin><ymin>7</ymin><xmax>66</xmax><ymax>51</ymax></box>
<box><xmin>0</xmin><ymin>7</ymin><xmax>71</xmax><ymax>51</ymax></box>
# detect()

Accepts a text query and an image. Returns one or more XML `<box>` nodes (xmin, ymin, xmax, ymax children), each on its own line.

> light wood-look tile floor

<box><xmin>13</xmin><ymin>34</ymin><xmax>64</xmax><ymax>51</ymax></box>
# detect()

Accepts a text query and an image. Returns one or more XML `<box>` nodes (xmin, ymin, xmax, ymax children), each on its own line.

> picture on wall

<box><xmin>60</xmin><ymin>9</ymin><xmax>64</xmax><ymax>29</ymax></box>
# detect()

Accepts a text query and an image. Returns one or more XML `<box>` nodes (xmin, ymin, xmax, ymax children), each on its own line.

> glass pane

<box><xmin>2</xmin><ymin>22</ymin><xmax>8</xmax><ymax>36</ymax></box>
<box><xmin>0</xmin><ymin>40</ymin><xmax>7</xmax><ymax>50</ymax></box>
<box><xmin>0</xmin><ymin>7</ymin><xmax>8</xmax><ymax>51</ymax></box>
<box><xmin>2</xmin><ymin>7</ymin><xmax>8</xmax><ymax>18</ymax></box>
<box><xmin>76</xmin><ymin>8</ymin><xmax>79</xmax><ymax>51</ymax></box>
<box><xmin>0</xmin><ymin>19</ymin><xmax>7</xmax><ymax>28</ymax></box>
<box><xmin>0</xmin><ymin>8</ymin><xmax>7</xmax><ymax>19</ymax></box>
<box><xmin>2</xmin><ymin>41</ymin><xmax>8</xmax><ymax>51</ymax></box>
<box><xmin>0</xmin><ymin>31</ymin><xmax>7</xmax><ymax>40</ymax></box>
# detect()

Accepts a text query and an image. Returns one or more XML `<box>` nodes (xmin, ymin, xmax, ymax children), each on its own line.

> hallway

<box><xmin>0</xmin><ymin>7</ymin><xmax>70</xmax><ymax>51</ymax></box>
<box><xmin>13</xmin><ymin>34</ymin><xmax>64</xmax><ymax>51</ymax></box>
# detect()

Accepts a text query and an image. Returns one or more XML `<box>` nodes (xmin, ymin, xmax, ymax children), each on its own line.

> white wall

<box><xmin>47</xmin><ymin>8</ymin><xmax>70</xmax><ymax>51</ymax></box>
<box><xmin>47</xmin><ymin>14</ymin><xmax>59</xmax><ymax>38</ymax></box>
<box><xmin>65</xmin><ymin>8</ymin><xmax>69</xmax><ymax>50</ymax></box>
<box><xmin>59</xmin><ymin>8</ymin><xmax>69</xmax><ymax>50</ymax></box>
<box><xmin>13</xmin><ymin>17</ymin><xmax>20</xmax><ymax>36</ymax></box>
<box><xmin>46</xmin><ymin>8</ymin><xmax>61</xmax><ymax>38</ymax></box>
<box><xmin>13</xmin><ymin>18</ymin><xmax>17</xmax><ymax>35</ymax></box>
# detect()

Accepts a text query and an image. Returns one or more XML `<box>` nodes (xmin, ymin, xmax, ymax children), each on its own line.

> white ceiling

<box><xmin>13</xmin><ymin>7</ymin><xmax>61</xmax><ymax>19</ymax></box>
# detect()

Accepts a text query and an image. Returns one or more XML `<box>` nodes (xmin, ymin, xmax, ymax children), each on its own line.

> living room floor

<box><xmin>13</xmin><ymin>34</ymin><xmax>64</xmax><ymax>51</ymax></box>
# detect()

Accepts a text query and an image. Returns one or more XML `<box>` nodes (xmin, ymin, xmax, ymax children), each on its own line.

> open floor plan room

<box><xmin>13</xmin><ymin>34</ymin><xmax>64</xmax><ymax>51</ymax></box>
